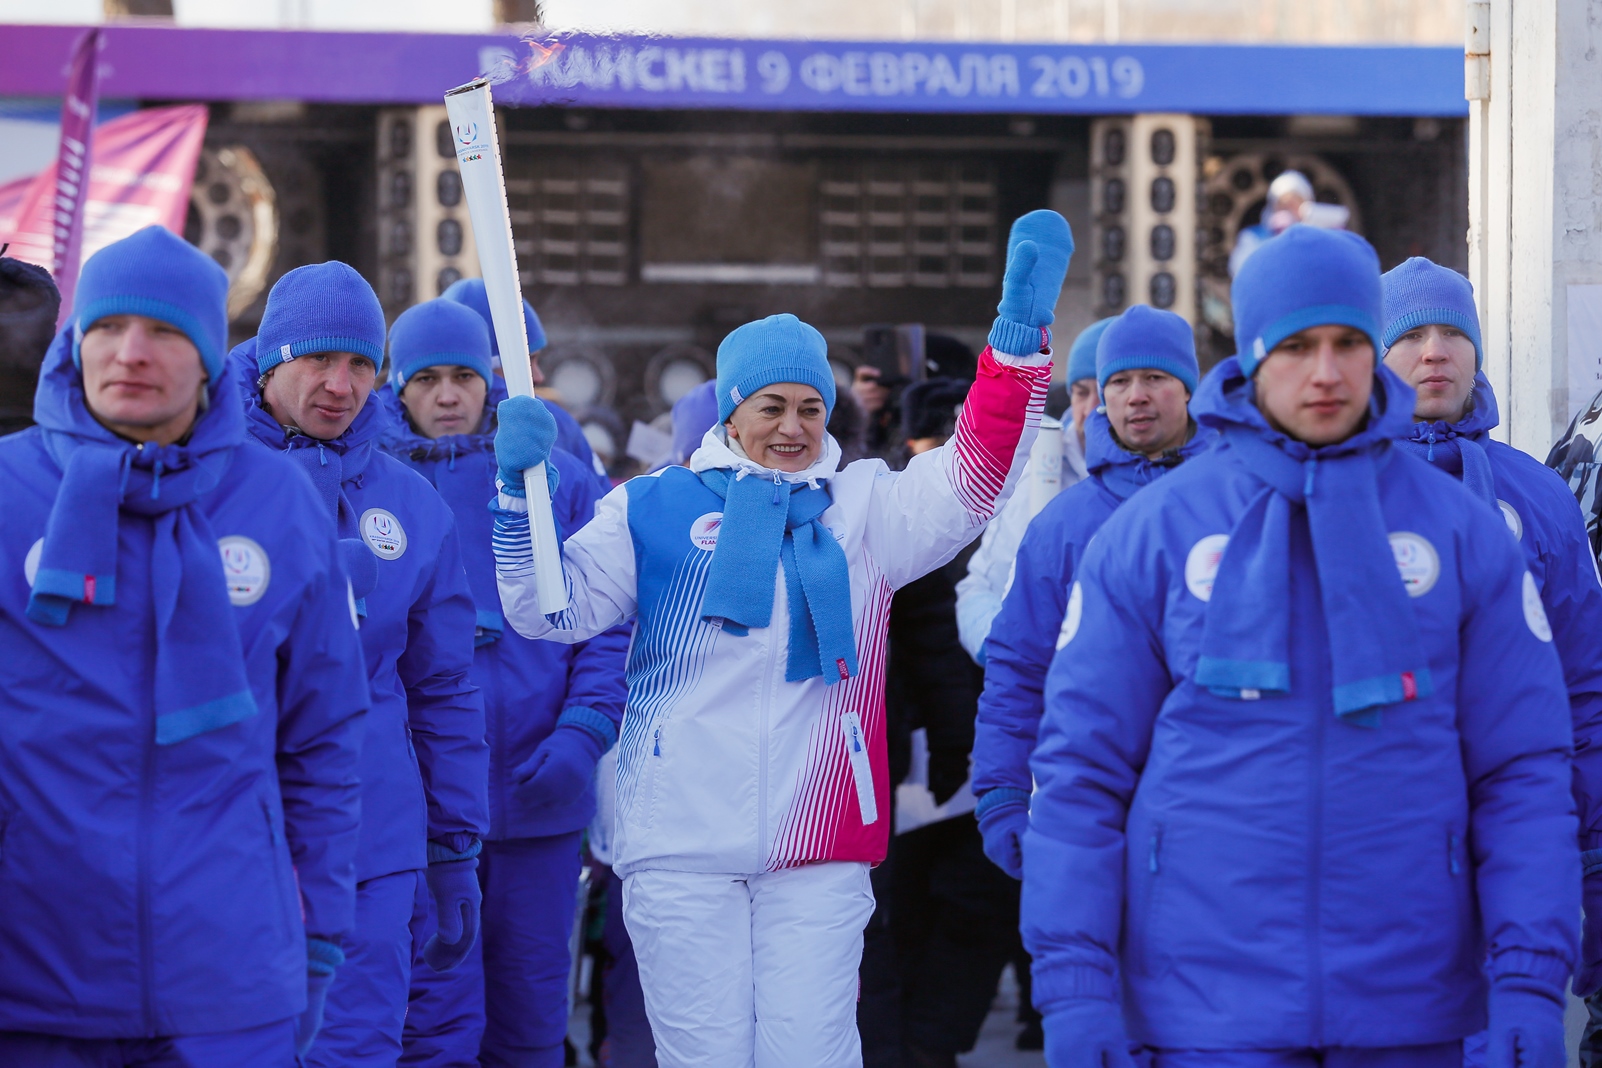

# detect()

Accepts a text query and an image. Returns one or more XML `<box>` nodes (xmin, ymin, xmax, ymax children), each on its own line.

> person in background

<box><xmin>1378</xmin><ymin>257</ymin><xmax>1602</xmax><ymax>1065</ymax></box>
<box><xmin>238</xmin><ymin>264</ymin><xmax>490</xmax><ymax>1067</ymax></box>
<box><xmin>442</xmin><ymin>277</ymin><xmax>610</xmax><ymax>496</ymax></box>
<box><xmin>1228</xmin><ymin>170</ymin><xmax>1349</xmax><ymax>277</ymax></box>
<box><xmin>379</xmin><ymin>298</ymin><xmax>627</xmax><ymax>1068</ymax></box>
<box><xmin>0</xmin><ymin>226</ymin><xmax>369</xmax><ymax>1065</ymax></box>
<box><xmin>1027</xmin><ymin>226</ymin><xmax>1576</xmax><ymax>1068</ymax></box>
<box><xmin>491</xmin><ymin>210</ymin><xmax>1071</xmax><ymax>1067</ymax></box>
<box><xmin>955</xmin><ymin>318</ymin><xmax>1110</xmax><ymax>664</ymax></box>
<box><xmin>0</xmin><ymin>251</ymin><xmax>59</xmax><ymax>432</ymax></box>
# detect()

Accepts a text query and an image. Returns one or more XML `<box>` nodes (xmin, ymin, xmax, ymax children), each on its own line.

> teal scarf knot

<box><xmin>698</xmin><ymin>467</ymin><xmax>858</xmax><ymax>685</ymax></box>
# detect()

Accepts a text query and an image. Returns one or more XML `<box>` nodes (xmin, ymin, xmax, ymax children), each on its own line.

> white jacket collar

<box><xmin>688</xmin><ymin>427</ymin><xmax>842</xmax><ymax>489</ymax></box>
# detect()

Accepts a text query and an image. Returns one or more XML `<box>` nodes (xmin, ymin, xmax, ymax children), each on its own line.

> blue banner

<box><xmin>489</xmin><ymin>35</ymin><xmax>1467</xmax><ymax>117</ymax></box>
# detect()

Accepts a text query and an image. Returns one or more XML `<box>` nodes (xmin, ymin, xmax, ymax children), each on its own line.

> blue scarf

<box><xmin>1397</xmin><ymin>370</ymin><xmax>1497</xmax><ymax>509</ymax></box>
<box><xmin>28</xmin><ymin>327</ymin><xmax>257</xmax><ymax>745</ymax></box>
<box><xmin>1084</xmin><ymin>407</ymin><xmax>1214</xmax><ymax>502</ymax></box>
<box><xmin>1191</xmin><ymin>357</ymin><xmax>1432</xmax><ymax>727</ymax></box>
<box><xmin>232</xmin><ymin>339</ymin><xmax>385</xmax><ymax>539</ymax></box>
<box><xmin>378</xmin><ymin>378</ymin><xmax>506</xmax><ymax>645</ymax></box>
<box><xmin>698</xmin><ymin>464</ymin><xmax>857</xmax><ymax>685</ymax></box>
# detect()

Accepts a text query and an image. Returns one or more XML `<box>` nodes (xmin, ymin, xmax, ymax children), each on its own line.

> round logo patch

<box><xmin>1388</xmin><ymin>531</ymin><xmax>1440</xmax><ymax>598</ymax></box>
<box><xmin>218</xmin><ymin>536</ymin><xmax>271</xmax><ymax>607</ymax></box>
<box><xmin>360</xmin><ymin>508</ymin><xmax>408</xmax><ymax>560</ymax></box>
<box><xmin>1056</xmin><ymin>581</ymin><xmax>1084</xmax><ymax>650</ymax></box>
<box><xmin>23</xmin><ymin>537</ymin><xmax>42</xmax><ymax>587</ymax></box>
<box><xmin>1184</xmin><ymin>534</ymin><xmax>1230</xmax><ymax>602</ymax></box>
<box><xmin>1523</xmin><ymin>570</ymin><xmax>1553</xmax><ymax>642</ymax></box>
<box><xmin>689</xmin><ymin>512</ymin><xmax>724</xmax><ymax>552</ymax></box>
<box><xmin>1497</xmin><ymin>500</ymin><xmax>1524</xmax><ymax>542</ymax></box>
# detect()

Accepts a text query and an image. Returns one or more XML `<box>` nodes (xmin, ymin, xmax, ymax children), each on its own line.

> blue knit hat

<box><xmin>716</xmin><ymin>313</ymin><xmax>835</xmax><ymax>424</ymax></box>
<box><xmin>71</xmin><ymin>225</ymin><xmax>230</xmax><ymax>380</ymax></box>
<box><xmin>1096</xmin><ymin>304</ymin><xmax>1198</xmax><ymax>393</ymax></box>
<box><xmin>1381</xmin><ymin>257</ymin><xmax>1483</xmax><ymax>368</ymax></box>
<box><xmin>256</xmin><ymin>262</ymin><xmax>385</xmax><ymax>376</ymax></box>
<box><xmin>441</xmin><ymin>277</ymin><xmax>546</xmax><ymax>363</ymax></box>
<box><xmin>387</xmin><ymin>298</ymin><xmax>493</xmax><ymax>389</ymax></box>
<box><xmin>1066</xmin><ymin>317</ymin><xmax>1115</xmax><ymax>385</ymax></box>
<box><xmin>1232</xmin><ymin>225</ymin><xmax>1383</xmax><ymax>377</ymax></box>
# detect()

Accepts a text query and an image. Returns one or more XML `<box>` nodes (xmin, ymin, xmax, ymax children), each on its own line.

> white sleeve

<box><xmin>954</xmin><ymin>484</ymin><xmax>1031</xmax><ymax>660</ymax></box>
<box><xmin>494</xmin><ymin>481</ymin><xmax>638</xmax><ymax>642</ymax></box>
<box><xmin>863</xmin><ymin>345</ymin><xmax>1052</xmax><ymax>591</ymax></box>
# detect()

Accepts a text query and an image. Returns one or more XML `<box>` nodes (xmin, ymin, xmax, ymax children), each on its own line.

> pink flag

<box><xmin>2</xmin><ymin>104</ymin><xmax>209</xmax><ymax>305</ymax></box>
<box><xmin>49</xmin><ymin>28</ymin><xmax>101</xmax><ymax>320</ymax></box>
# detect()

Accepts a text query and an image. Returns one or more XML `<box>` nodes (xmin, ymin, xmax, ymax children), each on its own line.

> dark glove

<box><xmin>927</xmin><ymin>747</ymin><xmax>970</xmax><ymax>807</ymax></box>
<box><xmin>493</xmin><ymin>395</ymin><xmax>559</xmax><ymax>497</ymax></box>
<box><xmin>1578</xmin><ymin>850</ymin><xmax>1602</xmax><ymax>997</ymax></box>
<box><xmin>976</xmin><ymin>790</ymin><xmax>1030</xmax><ymax>880</ymax></box>
<box><xmin>296</xmin><ymin>937</ymin><xmax>344</xmax><ymax>1058</ymax></box>
<box><xmin>422</xmin><ymin>851</ymin><xmax>482</xmax><ymax>973</ymax></box>
<box><xmin>991</xmin><ymin>209</ymin><xmax>1075</xmax><ymax>356</ymax></box>
<box><xmin>1043</xmin><ymin>998</ymin><xmax>1136</xmax><ymax>1068</ymax></box>
<box><xmin>514</xmin><ymin>722</ymin><xmax>606</xmax><ymax>811</ymax></box>
<box><xmin>1486</xmin><ymin>976</ymin><xmax>1567</xmax><ymax>1068</ymax></box>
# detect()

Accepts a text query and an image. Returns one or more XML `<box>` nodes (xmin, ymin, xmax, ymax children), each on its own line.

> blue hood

<box><xmin>1406</xmin><ymin>369</ymin><xmax>1498</xmax><ymax>448</ymax></box>
<box><xmin>379</xmin><ymin>371</ymin><xmax>505</xmax><ymax>462</ymax></box>
<box><xmin>1085</xmin><ymin>406</ymin><xmax>1213</xmax><ymax>502</ymax></box>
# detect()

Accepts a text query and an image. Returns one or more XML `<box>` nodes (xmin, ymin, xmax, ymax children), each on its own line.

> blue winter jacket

<box><xmin>1023</xmin><ymin>358</ymin><xmax>1578</xmax><ymax>1049</ymax></box>
<box><xmin>232</xmin><ymin>341</ymin><xmax>489</xmax><ymax>880</ymax></box>
<box><xmin>1404</xmin><ymin>374</ymin><xmax>1602</xmax><ymax>855</ymax></box>
<box><xmin>972</xmin><ymin>410</ymin><xmax>1213</xmax><ymax>803</ymax></box>
<box><xmin>0</xmin><ymin>334</ymin><xmax>369</xmax><ymax>1038</ymax></box>
<box><xmin>380</xmin><ymin>378</ymin><xmax>628</xmax><ymax>839</ymax></box>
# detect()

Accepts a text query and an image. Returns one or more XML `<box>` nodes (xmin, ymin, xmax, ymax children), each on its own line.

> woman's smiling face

<box><xmin>724</xmin><ymin>382</ymin><xmax>827</xmax><ymax>472</ymax></box>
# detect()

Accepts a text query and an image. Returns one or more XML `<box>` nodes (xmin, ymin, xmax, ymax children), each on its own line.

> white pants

<box><xmin>621</xmin><ymin>862</ymin><xmax>875</xmax><ymax>1068</ymax></box>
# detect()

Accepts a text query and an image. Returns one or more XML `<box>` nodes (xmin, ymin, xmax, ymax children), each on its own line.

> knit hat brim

<box><xmin>1242</xmin><ymin>303</ymin><xmax>1382</xmax><ymax>378</ymax></box>
<box><xmin>1380</xmin><ymin>307</ymin><xmax>1482</xmax><ymax>369</ymax></box>
<box><xmin>74</xmin><ymin>294</ymin><xmax>223</xmax><ymax>380</ymax></box>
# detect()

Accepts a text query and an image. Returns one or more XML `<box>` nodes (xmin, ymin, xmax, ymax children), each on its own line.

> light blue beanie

<box><xmin>442</xmin><ymin>277</ymin><xmax>546</xmax><ymax>359</ymax></box>
<box><xmin>1066</xmin><ymin>317</ymin><xmax>1115</xmax><ymax>385</ymax></box>
<box><xmin>387</xmin><ymin>298</ymin><xmax>493</xmax><ymax>389</ymax></box>
<box><xmin>1096</xmin><ymin>304</ymin><xmax>1198</xmax><ymax>393</ymax></box>
<box><xmin>715</xmin><ymin>313</ymin><xmax>836</xmax><ymax>424</ymax></box>
<box><xmin>256</xmin><ymin>262</ymin><xmax>386</xmax><ymax>376</ymax></box>
<box><xmin>1381</xmin><ymin>257</ymin><xmax>1483</xmax><ymax>368</ymax></box>
<box><xmin>1232</xmin><ymin>225</ymin><xmax>1382</xmax><ymax>378</ymax></box>
<box><xmin>71</xmin><ymin>225</ymin><xmax>230</xmax><ymax>380</ymax></box>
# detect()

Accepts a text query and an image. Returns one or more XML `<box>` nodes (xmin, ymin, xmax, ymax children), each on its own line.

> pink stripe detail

<box><xmin>948</xmin><ymin>347</ymin><xmax>1051</xmax><ymax>520</ymax></box>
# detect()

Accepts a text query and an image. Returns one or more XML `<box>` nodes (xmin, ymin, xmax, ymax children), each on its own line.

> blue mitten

<box><xmin>1578</xmin><ymin>849</ymin><xmax>1602</xmax><ymax>997</ymax></box>
<box><xmin>514</xmin><ymin>715</ymin><xmax>610</xmax><ymax>810</ymax></box>
<box><xmin>1485</xmin><ymin>977</ymin><xmax>1567</xmax><ymax>1068</ymax></box>
<box><xmin>976</xmin><ymin>792</ymin><xmax>1029</xmax><ymax>880</ymax></box>
<box><xmin>422</xmin><ymin>849</ymin><xmax>482</xmax><ymax>973</ymax></box>
<box><xmin>991</xmin><ymin>209</ymin><xmax>1075</xmax><ymax>356</ymax></box>
<box><xmin>1043</xmin><ymin>998</ymin><xmax>1136</xmax><ymax>1068</ymax></box>
<box><xmin>494</xmin><ymin>395</ymin><xmax>558</xmax><ymax>497</ymax></box>
<box><xmin>296</xmin><ymin>937</ymin><xmax>344</xmax><ymax>1058</ymax></box>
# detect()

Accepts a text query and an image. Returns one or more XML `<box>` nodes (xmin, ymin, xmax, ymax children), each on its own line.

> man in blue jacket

<box><xmin>1024</xmin><ymin>226</ymin><xmax>1578</xmax><ymax>1068</ymax></box>
<box><xmin>0</xmin><ymin>226</ymin><xmax>369</xmax><ymax>1065</ymax></box>
<box><xmin>972</xmin><ymin>304</ymin><xmax>1212</xmax><ymax>880</ymax></box>
<box><xmin>240</xmin><ymin>264</ymin><xmax>491</xmax><ymax>1067</ymax></box>
<box><xmin>379</xmin><ymin>298</ymin><xmax>627</xmax><ymax>1068</ymax></box>
<box><xmin>1379</xmin><ymin>256</ymin><xmax>1602</xmax><ymax>1054</ymax></box>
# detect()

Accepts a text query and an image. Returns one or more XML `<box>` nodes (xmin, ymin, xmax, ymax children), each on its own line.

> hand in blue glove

<box><xmin>1486</xmin><ymin>977</ymin><xmax>1566</xmax><ymax>1068</ymax></box>
<box><xmin>422</xmin><ymin>857</ymin><xmax>482</xmax><ymax>973</ymax></box>
<box><xmin>494</xmin><ymin>395</ymin><xmax>559</xmax><ymax>498</ymax></box>
<box><xmin>296</xmin><ymin>937</ymin><xmax>344</xmax><ymax>1059</ymax></box>
<box><xmin>996</xmin><ymin>209</ymin><xmax>1075</xmax><ymax>331</ymax></box>
<box><xmin>976</xmin><ymin>795</ymin><xmax>1029</xmax><ymax>880</ymax></box>
<box><xmin>1043</xmin><ymin>998</ymin><xmax>1136</xmax><ymax>1068</ymax></box>
<box><xmin>514</xmin><ymin>723</ymin><xmax>606</xmax><ymax>810</ymax></box>
<box><xmin>1577</xmin><ymin>852</ymin><xmax>1602</xmax><ymax>997</ymax></box>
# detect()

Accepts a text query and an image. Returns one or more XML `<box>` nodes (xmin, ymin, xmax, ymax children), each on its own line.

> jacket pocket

<box><xmin>1127</xmin><ymin>822</ymin><xmax>1164</xmax><ymax>978</ymax></box>
<box><xmin>0</xmin><ymin>805</ymin><xmax>10</xmax><ymax>865</ymax></box>
<box><xmin>261</xmin><ymin>797</ymin><xmax>296</xmax><ymax>937</ymax></box>
<box><xmin>1446</xmin><ymin>827</ymin><xmax>1476</xmax><ymax>957</ymax></box>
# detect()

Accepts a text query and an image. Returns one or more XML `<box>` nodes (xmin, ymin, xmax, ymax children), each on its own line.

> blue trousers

<box><xmin>401</xmin><ymin>833</ymin><xmax>583</xmax><ymax>1068</ymax></box>
<box><xmin>308</xmin><ymin>868</ymin><xmax>428</xmax><ymax>1068</ymax></box>
<box><xmin>1143</xmin><ymin>1044</ymin><xmax>1463</xmax><ymax>1067</ymax></box>
<box><xmin>0</xmin><ymin>1018</ymin><xmax>296</xmax><ymax>1067</ymax></box>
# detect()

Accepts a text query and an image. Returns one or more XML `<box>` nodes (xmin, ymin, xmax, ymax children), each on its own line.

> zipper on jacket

<box><xmin>138</xmin><ymin>714</ymin><xmax>158</xmax><ymax>1035</ymax></box>
<box><xmin>757</xmin><ymin>595</ymin><xmax>782</xmax><ymax>870</ymax></box>
<box><xmin>1307</xmin><ymin>678</ymin><xmax>1326</xmax><ymax>1046</ymax></box>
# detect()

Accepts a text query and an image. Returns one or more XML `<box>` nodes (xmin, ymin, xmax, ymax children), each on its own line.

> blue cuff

<box><xmin>307</xmin><ymin>937</ymin><xmax>345</xmax><ymax>977</ymax></box>
<box><xmin>558</xmin><ymin>705</ymin><xmax>618</xmax><ymax>750</ymax></box>
<box><xmin>1488</xmin><ymin>948</ymin><xmax>1572</xmax><ymax>1002</ymax></box>
<box><xmin>426</xmin><ymin>837</ymin><xmax>483</xmax><ymax>865</ymax></box>
<box><xmin>989</xmin><ymin>318</ymin><xmax>1049</xmax><ymax>358</ymax></box>
<box><xmin>1583</xmin><ymin>848</ymin><xmax>1602</xmax><ymax>878</ymax></box>
<box><xmin>1030</xmin><ymin>963</ymin><xmax>1118</xmax><ymax>1010</ymax></box>
<box><xmin>974</xmin><ymin>787</ymin><xmax>1031</xmax><ymax>818</ymax></box>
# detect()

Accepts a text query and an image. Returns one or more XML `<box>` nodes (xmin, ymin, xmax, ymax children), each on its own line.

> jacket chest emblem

<box><xmin>361</xmin><ymin>508</ymin><xmax>408</xmax><ymax>560</ymax></box>
<box><xmin>689</xmin><ymin>512</ymin><xmax>724</xmax><ymax>552</ymax></box>
<box><xmin>218</xmin><ymin>536</ymin><xmax>271</xmax><ymax>606</ymax></box>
